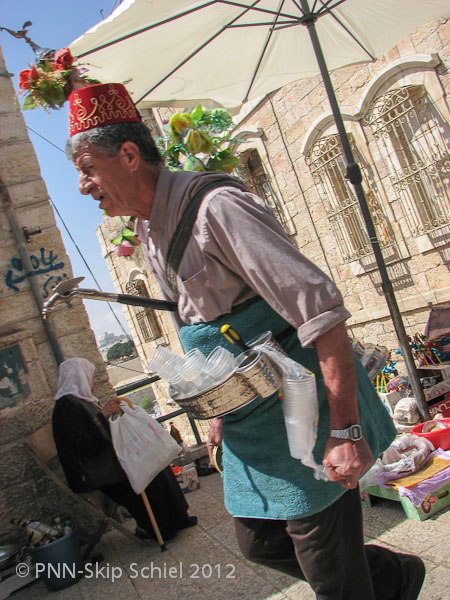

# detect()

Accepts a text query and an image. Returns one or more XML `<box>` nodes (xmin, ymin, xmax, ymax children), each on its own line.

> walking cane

<box><xmin>141</xmin><ymin>491</ymin><xmax>167</xmax><ymax>552</ymax></box>
<box><xmin>118</xmin><ymin>398</ymin><xmax>167</xmax><ymax>552</ymax></box>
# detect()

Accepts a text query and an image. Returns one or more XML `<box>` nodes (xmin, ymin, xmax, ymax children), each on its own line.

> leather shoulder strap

<box><xmin>165</xmin><ymin>177</ymin><xmax>247</xmax><ymax>294</ymax></box>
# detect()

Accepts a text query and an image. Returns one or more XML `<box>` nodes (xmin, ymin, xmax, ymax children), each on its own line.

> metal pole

<box><xmin>299</xmin><ymin>1</ymin><xmax>430</xmax><ymax>420</ymax></box>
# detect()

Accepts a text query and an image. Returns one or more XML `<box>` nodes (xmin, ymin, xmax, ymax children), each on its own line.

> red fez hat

<box><xmin>69</xmin><ymin>83</ymin><xmax>141</xmax><ymax>136</ymax></box>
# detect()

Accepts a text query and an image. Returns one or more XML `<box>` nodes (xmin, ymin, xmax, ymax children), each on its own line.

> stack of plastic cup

<box><xmin>201</xmin><ymin>346</ymin><xmax>235</xmax><ymax>387</ymax></box>
<box><xmin>149</xmin><ymin>345</ymin><xmax>240</xmax><ymax>397</ymax></box>
<box><xmin>168</xmin><ymin>371</ymin><xmax>197</xmax><ymax>396</ymax></box>
<box><xmin>282</xmin><ymin>373</ymin><xmax>319</xmax><ymax>459</ymax></box>
<box><xmin>178</xmin><ymin>348</ymin><xmax>209</xmax><ymax>391</ymax></box>
<box><xmin>148</xmin><ymin>346</ymin><xmax>184</xmax><ymax>380</ymax></box>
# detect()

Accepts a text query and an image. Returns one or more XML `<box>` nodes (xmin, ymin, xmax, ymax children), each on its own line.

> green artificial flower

<box><xmin>207</xmin><ymin>149</ymin><xmax>240</xmax><ymax>173</ymax></box>
<box><xmin>169</xmin><ymin>112</ymin><xmax>194</xmax><ymax>140</ymax></box>
<box><xmin>183</xmin><ymin>156</ymin><xmax>206</xmax><ymax>171</ymax></box>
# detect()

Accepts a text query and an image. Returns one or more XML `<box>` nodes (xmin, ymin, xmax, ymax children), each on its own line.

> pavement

<box><xmin>10</xmin><ymin>472</ymin><xmax>450</xmax><ymax>600</ymax></box>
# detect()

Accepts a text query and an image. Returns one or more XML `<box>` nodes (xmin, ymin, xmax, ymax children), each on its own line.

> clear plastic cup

<box><xmin>281</xmin><ymin>373</ymin><xmax>319</xmax><ymax>459</ymax></box>
<box><xmin>183</xmin><ymin>348</ymin><xmax>207</xmax><ymax>370</ymax></box>
<box><xmin>284</xmin><ymin>415</ymin><xmax>318</xmax><ymax>459</ymax></box>
<box><xmin>248</xmin><ymin>330</ymin><xmax>287</xmax><ymax>356</ymax></box>
<box><xmin>282</xmin><ymin>374</ymin><xmax>317</xmax><ymax>418</ymax></box>
<box><xmin>168</xmin><ymin>372</ymin><xmax>196</xmax><ymax>397</ymax></box>
<box><xmin>148</xmin><ymin>346</ymin><xmax>183</xmax><ymax>379</ymax></box>
<box><xmin>178</xmin><ymin>348</ymin><xmax>209</xmax><ymax>389</ymax></box>
<box><xmin>202</xmin><ymin>346</ymin><xmax>235</xmax><ymax>385</ymax></box>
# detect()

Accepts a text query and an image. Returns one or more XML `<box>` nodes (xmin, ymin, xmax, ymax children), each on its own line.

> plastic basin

<box><xmin>410</xmin><ymin>417</ymin><xmax>450</xmax><ymax>450</ymax></box>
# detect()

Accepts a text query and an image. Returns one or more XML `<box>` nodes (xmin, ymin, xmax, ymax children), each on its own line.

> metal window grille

<box><xmin>363</xmin><ymin>85</ymin><xmax>450</xmax><ymax>237</ymax></box>
<box><xmin>237</xmin><ymin>148</ymin><xmax>295</xmax><ymax>235</ymax></box>
<box><xmin>125</xmin><ymin>280</ymin><xmax>162</xmax><ymax>342</ymax></box>
<box><xmin>306</xmin><ymin>134</ymin><xmax>393</xmax><ymax>263</ymax></box>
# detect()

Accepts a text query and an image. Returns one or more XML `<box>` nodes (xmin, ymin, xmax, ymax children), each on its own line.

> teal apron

<box><xmin>180</xmin><ymin>297</ymin><xmax>396</xmax><ymax>520</ymax></box>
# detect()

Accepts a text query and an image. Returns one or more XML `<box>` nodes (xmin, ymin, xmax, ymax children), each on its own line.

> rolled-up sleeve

<box><xmin>297</xmin><ymin>305</ymin><xmax>351</xmax><ymax>347</ymax></box>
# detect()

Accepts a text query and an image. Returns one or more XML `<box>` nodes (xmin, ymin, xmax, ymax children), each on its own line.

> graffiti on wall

<box><xmin>0</xmin><ymin>346</ymin><xmax>30</xmax><ymax>409</ymax></box>
<box><xmin>5</xmin><ymin>248</ymin><xmax>69</xmax><ymax>298</ymax></box>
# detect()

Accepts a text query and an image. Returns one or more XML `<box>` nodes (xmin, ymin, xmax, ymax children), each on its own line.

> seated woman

<box><xmin>52</xmin><ymin>357</ymin><xmax>197</xmax><ymax>541</ymax></box>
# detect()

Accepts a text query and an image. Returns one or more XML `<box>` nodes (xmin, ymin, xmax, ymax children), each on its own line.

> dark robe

<box><xmin>52</xmin><ymin>395</ymin><xmax>189</xmax><ymax>540</ymax></box>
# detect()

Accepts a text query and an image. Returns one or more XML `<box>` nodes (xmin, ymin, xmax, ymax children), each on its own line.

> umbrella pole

<box><xmin>300</xmin><ymin>0</ymin><xmax>430</xmax><ymax>420</ymax></box>
<box><xmin>140</xmin><ymin>491</ymin><xmax>167</xmax><ymax>552</ymax></box>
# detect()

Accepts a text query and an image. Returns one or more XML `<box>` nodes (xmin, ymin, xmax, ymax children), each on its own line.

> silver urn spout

<box><xmin>42</xmin><ymin>277</ymin><xmax>177</xmax><ymax>319</ymax></box>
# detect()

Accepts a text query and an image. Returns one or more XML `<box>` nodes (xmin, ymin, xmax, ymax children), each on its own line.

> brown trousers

<box><xmin>234</xmin><ymin>487</ymin><xmax>405</xmax><ymax>600</ymax></box>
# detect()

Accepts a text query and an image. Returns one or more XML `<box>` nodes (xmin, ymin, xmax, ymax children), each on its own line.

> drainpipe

<box><xmin>0</xmin><ymin>177</ymin><xmax>65</xmax><ymax>365</ymax></box>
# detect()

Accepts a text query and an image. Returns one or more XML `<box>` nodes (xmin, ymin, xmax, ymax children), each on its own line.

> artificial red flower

<box><xmin>30</xmin><ymin>65</ymin><xmax>39</xmax><ymax>81</ymax></box>
<box><xmin>54</xmin><ymin>48</ymin><xmax>74</xmax><ymax>70</ymax></box>
<box><xmin>18</xmin><ymin>69</ymin><xmax>32</xmax><ymax>90</ymax></box>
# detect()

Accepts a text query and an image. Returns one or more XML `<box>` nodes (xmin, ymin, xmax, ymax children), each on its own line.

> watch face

<box><xmin>350</xmin><ymin>425</ymin><xmax>362</xmax><ymax>440</ymax></box>
<box><xmin>351</xmin><ymin>425</ymin><xmax>360</xmax><ymax>435</ymax></box>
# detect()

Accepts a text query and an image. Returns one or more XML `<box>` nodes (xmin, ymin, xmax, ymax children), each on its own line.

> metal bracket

<box><xmin>22</xmin><ymin>226</ymin><xmax>42</xmax><ymax>242</ymax></box>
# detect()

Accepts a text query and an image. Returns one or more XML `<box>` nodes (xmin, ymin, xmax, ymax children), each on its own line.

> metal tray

<box><xmin>170</xmin><ymin>371</ymin><xmax>261</xmax><ymax>420</ymax></box>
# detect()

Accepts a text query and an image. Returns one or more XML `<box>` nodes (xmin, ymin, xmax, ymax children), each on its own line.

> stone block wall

<box><xmin>0</xmin><ymin>46</ymin><xmax>115</xmax><ymax>545</ymax></box>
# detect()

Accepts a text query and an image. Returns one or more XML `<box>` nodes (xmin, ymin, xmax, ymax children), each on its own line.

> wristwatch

<box><xmin>330</xmin><ymin>424</ymin><xmax>363</xmax><ymax>441</ymax></box>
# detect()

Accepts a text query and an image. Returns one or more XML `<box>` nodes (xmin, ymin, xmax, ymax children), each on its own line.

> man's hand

<box><xmin>323</xmin><ymin>437</ymin><xmax>373</xmax><ymax>489</ymax></box>
<box><xmin>314</xmin><ymin>322</ymin><xmax>373</xmax><ymax>488</ymax></box>
<box><xmin>101</xmin><ymin>397</ymin><xmax>123</xmax><ymax>418</ymax></box>
<box><xmin>207</xmin><ymin>417</ymin><xmax>223</xmax><ymax>464</ymax></box>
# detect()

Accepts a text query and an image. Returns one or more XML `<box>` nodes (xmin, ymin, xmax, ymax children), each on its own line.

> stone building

<box><xmin>0</xmin><ymin>46</ymin><xmax>115</xmax><ymax>544</ymax></box>
<box><xmin>98</xmin><ymin>17</ymin><xmax>450</xmax><ymax>405</ymax></box>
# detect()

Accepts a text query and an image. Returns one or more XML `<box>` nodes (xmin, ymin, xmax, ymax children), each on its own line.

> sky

<box><xmin>1</xmin><ymin>0</ymin><xmax>131</xmax><ymax>340</ymax></box>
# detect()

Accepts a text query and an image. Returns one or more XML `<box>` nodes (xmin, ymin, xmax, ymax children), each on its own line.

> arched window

<box><xmin>363</xmin><ymin>85</ymin><xmax>450</xmax><ymax>239</ymax></box>
<box><xmin>125</xmin><ymin>279</ymin><xmax>162</xmax><ymax>342</ymax></box>
<box><xmin>305</xmin><ymin>133</ymin><xmax>395</xmax><ymax>263</ymax></box>
<box><xmin>238</xmin><ymin>148</ymin><xmax>295</xmax><ymax>236</ymax></box>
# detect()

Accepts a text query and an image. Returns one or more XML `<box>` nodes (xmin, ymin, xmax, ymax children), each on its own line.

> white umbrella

<box><xmin>70</xmin><ymin>0</ymin><xmax>449</xmax><ymax>111</ymax></box>
<box><xmin>69</xmin><ymin>0</ymin><xmax>450</xmax><ymax>419</ymax></box>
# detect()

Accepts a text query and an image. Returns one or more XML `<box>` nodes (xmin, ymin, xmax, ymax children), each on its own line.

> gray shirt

<box><xmin>136</xmin><ymin>168</ymin><xmax>350</xmax><ymax>348</ymax></box>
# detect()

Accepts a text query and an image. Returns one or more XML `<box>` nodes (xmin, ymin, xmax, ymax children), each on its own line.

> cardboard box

<box><xmin>361</xmin><ymin>482</ymin><xmax>450</xmax><ymax>521</ymax></box>
<box><xmin>429</xmin><ymin>393</ymin><xmax>450</xmax><ymax>418</ymax></box>
<box><xmin>378</xmin><ymin>390</ymin><xmax>404</xmax><ymax>408</ymax></box>
<box><xmin>424</xmin><ymin>377</ymin><xmax>450</xmax><ymax>403</ymax></box>
<box><xmin>175</xmin><ymin>463</ymin><xmax>200</xmax><ymax>494</ymax></box>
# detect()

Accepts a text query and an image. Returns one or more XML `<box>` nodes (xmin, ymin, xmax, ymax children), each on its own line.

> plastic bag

<box><xmin>393</xmin><ymin>397</ymin><xmax>420</xmax><ymax>425</ymax></box>
<box><xmin>110</xmin><ymin>403</ymin><xmax>181</xmax><ymax>494</ymax></box>
<box><xmin>380</xmin><ymin>433</ymin><xmax>434</xmax><ymax>473</ymax></box>
<box><xmin>254</xmin><ymin>343</ymin><xmax>327</xmax><ymax>481</ymax></box>
<box><xmin>359</xmin><ymin>433</ymin><xmax>434</xmax><ymax>490</ymax></box>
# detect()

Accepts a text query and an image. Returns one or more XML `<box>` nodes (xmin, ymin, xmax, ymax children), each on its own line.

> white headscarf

<box><xmin>54</xmin><ymin>358</ymin><xmax>98</xmax><ymax>403</ymax></box>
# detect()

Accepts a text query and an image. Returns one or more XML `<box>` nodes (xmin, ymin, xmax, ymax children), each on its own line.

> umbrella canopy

<box><xmin>70</xmin><ymin>0</ymin><xmax>450</xmax><ymax>111</ymax></box>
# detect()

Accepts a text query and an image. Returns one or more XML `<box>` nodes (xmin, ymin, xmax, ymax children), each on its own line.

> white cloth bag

<box><xmin>110</xmin><ymin>403</ymin><xmax>180</xmax><ymax>494</ymax></box>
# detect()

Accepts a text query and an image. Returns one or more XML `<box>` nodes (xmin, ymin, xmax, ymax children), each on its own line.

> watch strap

<box><xmin>330</xmin><ymin>424</ymin><xmax>362</xmax><ymax>441</ymax></box>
